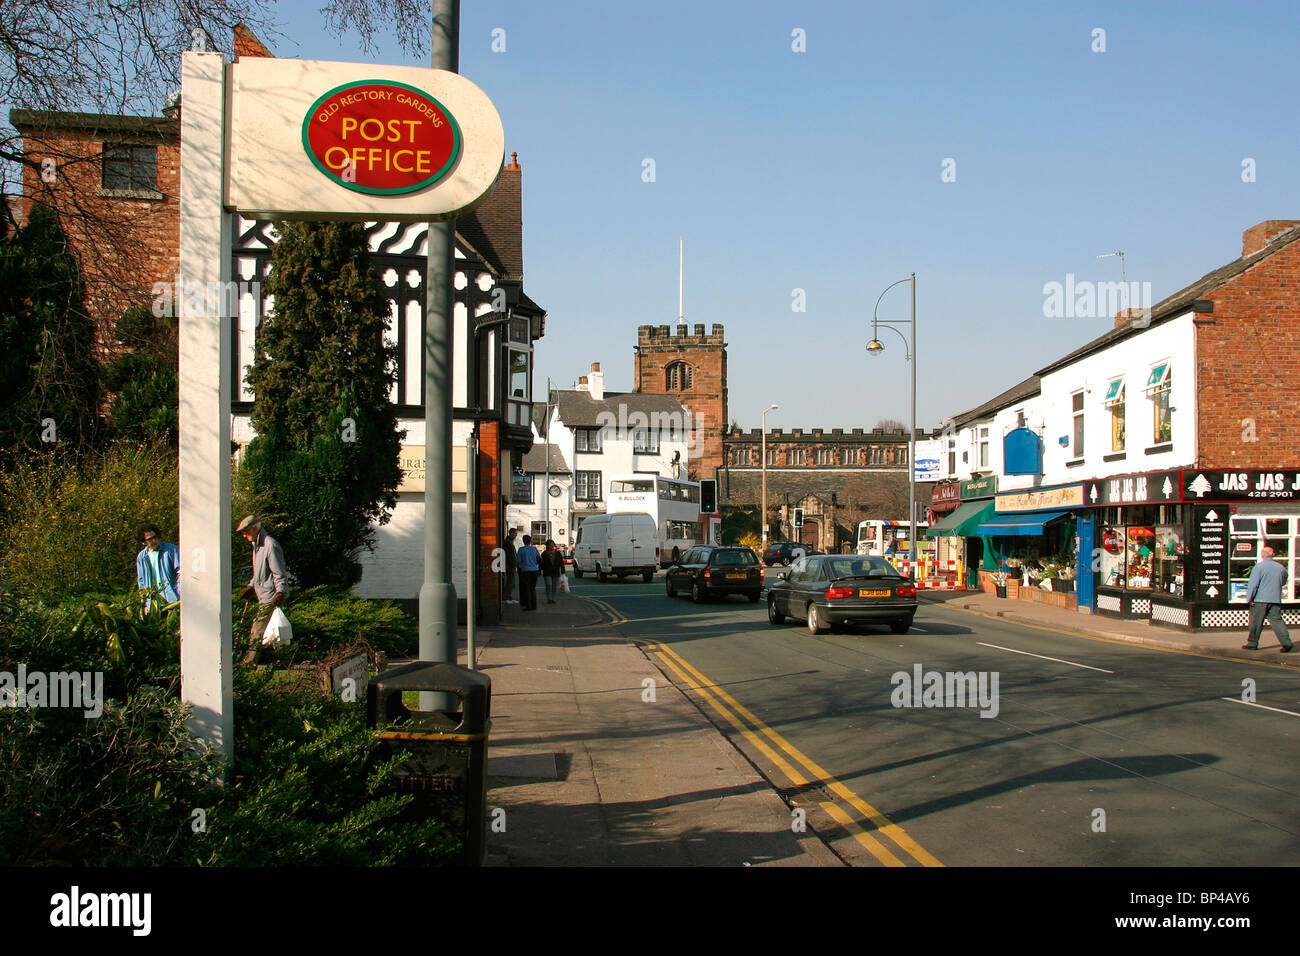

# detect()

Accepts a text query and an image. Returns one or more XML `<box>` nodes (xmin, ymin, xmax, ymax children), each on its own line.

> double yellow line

<box><xmin>645</xmin><ymin>641</ymin><xmax>942</xmax><ymax>867</ymax></box>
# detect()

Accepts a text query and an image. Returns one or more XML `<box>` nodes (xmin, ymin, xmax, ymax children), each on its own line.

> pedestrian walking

<box><xmin>135</xmin><ymin>522</ymin><xmax>181</xmax><ymax>610</ymax></box>
<box><xmin>516</xmin><ymin>533</ymin><xmax>541</xmax><ymax>611</ymax></box>
<box><xmin>236</xmin><ymin>515</ymin><xmax>289</xmax><ymax>664</ymax></box>
<box><xmin>503</xmin><ymin>527</ymin><xmax>519</xmax><ymax>604</ymax></box>
<box><xmin>1242</xmin><ymin>546</ymin><xmax>1294</xmax><ymax>652</ymax></box>
<box><xmin>540</xmin><ymin>538</ymin><xmax>564</xmax><ymax>604</ymax></box>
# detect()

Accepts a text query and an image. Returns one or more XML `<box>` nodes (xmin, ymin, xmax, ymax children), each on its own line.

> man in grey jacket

<box><xmin>237</xmin><ymin>515</ymin><xmax>290</xmax><ymax>664</ymax></box>
<box><xmin>1242</xmin><ymin>546</ymin><xmax>1294</xmax><ymax>652</ymax></box>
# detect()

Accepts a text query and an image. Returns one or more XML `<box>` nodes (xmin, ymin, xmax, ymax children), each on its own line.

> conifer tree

<box><xmin>0</xmin><ymin>203</ymin><xmax>102</xmax><ymax>458</ymax></box>
<box><xmin>243</xmin><ymin>220</ymin><xmax>403</xmax><ymax>588</ymax></box>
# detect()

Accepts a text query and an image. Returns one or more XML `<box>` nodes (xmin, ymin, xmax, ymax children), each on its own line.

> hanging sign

<box><xmin>227</xmin><ymin>58</ymin><xmax>504</xmax><ymax>221</ymax></box>
<box><xmin>302</xmin><ymin>80</ymin><xmax>461</xmax><ymax>195</ymax></box>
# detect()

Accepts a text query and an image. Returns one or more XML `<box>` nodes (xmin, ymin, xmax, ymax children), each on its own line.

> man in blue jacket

<box><xmin>135</xmin><ymin>523</ymin><xmax>181</xmax><ymax>609</ymax></box>
<box><xmin>1243</xmin><ymin>546</ymin><xmax>1294</xmax><ymax>652</ymax></box>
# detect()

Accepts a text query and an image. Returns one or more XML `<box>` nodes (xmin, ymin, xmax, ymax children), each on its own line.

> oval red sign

<box><xmin>302</xmin><ymin>80</ymin><xmax>462</xmax><ymax>195</ymax></box>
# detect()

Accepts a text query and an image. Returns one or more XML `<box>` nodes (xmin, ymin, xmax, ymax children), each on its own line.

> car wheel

<box><xmin>890</xmin><ymin>618</ymin><xmax>912</xmax><ymax>634</ymax></box>
<box><xmin>747</xmin><ymin>590</ymin><xmax>760</xmax><ymax>602</ymax></box>
<box><xmin>692</xmin><ymin>580</ymin><xmax>704</xmax><ymax>603</ymax></box>
<box><xmin>768</xmin><ymin>596</ymin><xmax>785</xmax><ymax>624</ymax></box>
<box><xmin>597</xmin><ymin>566</ymin><xmax>608</xmax><ymax>583</ymax></box>
<box><xmin>574</xmin><ymin>566</ymin><xmax>584</xmax><ymax>579</ymax></box>
<box><xmin>666</xmin><ymin>577</ymin><xmax>676</xmax><ymax>598</ymax></box>
<box><xmin>642</xmin><ymin>569</ymin><xmax>654</xmax><ymax>583</ymax></box>
<box><xmin>807</xmin><ymin>603</ymin><xmax>827</xmax><ymax>634</ymax></box>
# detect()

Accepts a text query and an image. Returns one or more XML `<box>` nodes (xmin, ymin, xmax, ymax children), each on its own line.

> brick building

<box><xmin>721</xmin><ymin>426</ymin><xmax>924</xmax><ymax>552</ymax></box>
<box><xmin>633</xmin><ymin>323</ymin><xmax>727</xmax><ymax>479</ymax></box>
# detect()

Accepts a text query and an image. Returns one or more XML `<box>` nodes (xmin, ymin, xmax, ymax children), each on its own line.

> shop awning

<box><xmin>926</xmin><ymin>500</ymin><xmax>995</xmax><ymax>538</ymax></box>
<box><xmin>975</xmin><ymin>511</ymin><xmax>1072</xmax><ymax>536</ymax></box>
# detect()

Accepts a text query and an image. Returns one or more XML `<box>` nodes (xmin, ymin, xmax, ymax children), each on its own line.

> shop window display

<box><xmin>1230</xmin><ymin>516</ymin><xmax>1299</xmax><ymax>603</ymax></box>
<box><xmin>1152</xmin><ymin>525</ymin><xmax>1185</xmax><ymax>597</ymax></box>
<box><xmin>1125</xmin><ymin>526</ymin><xmax>1154</xmax><ymax>590</ymax></box>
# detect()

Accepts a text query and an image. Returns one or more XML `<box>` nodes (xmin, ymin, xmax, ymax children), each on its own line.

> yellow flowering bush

<box><xmin>0</xmin><ymin>444</ymin><xmax>178</xmax><ymax>602</ymax></box>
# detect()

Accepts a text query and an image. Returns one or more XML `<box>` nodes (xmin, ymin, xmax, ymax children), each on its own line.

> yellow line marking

<box><xmin>648</xmin><ymin>642</ymin><xmax>942</xmax><ymax>867</ymax></box>
<box><xmin>818</xmin><ymin>801</ymin><xmax>905</xmax><ymax>867</ymax></box>
<box><xmin>649</xmin><ymin>650</ymin><xmax>813</xmax><ymax>791</ymax></box>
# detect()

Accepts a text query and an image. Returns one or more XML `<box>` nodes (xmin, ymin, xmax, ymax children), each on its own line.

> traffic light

<box><xmin>700</xmin><ymin>479</ymin><xmax>717</xmax><ymax>514</ymax></box>
<box><xmin>793</xmin><ymin>507</ymin><xmax>804</xmax><ymax>528</ymax></box>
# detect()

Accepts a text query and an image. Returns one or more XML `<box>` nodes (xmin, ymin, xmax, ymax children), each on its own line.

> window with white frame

<box><xmin>574</xmin><ymin>471</ymin><xmax>602</xmax><ymax>500</ymax></box>
<box><xmin>817</xmin><ymin>447</ymin><xmax>838</xmax><ymax>465</ymax></box>
<box><xmin>947</xmin><ymin>439</ymin><xmax>957</xmax><ymax>475</ymax></box>
<box><xmin>765</xmin><ymin>447</ymin><xmax>780</xmax><ymax>465</ymax></box>
<box><xmin>575</xmin><ymin>428</ymin><xmax>602</xmax><ymax>453</ymax></box>
<box><xmin>1071</xmin><ymin>392</ymin><xmax>1084</xmax><ymax>457</ymax></box>
<box><xmin>1146</xmin><ymin>362</ymin><xmax>1171</xmax><ymax>444</ymax></box>
<box><xmin>632</xmin><ymin>427</ymin><xmax>659</xmax><ymax>454</ymax></box>
<box><xmin>1104</xmin><ymin>377</ymin><xmax>1125</xmax><ymax>452</ymax></box>
<box><xmin>978</xmin><ymin>427</ymin><xmax>990</xmax><ymax>468</ymax></box>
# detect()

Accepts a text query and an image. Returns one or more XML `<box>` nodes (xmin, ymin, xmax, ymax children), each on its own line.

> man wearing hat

<box><xmin>237</xmin><ymin>515</ymin><xmax>289</xmax><ymax>664</ymax></box>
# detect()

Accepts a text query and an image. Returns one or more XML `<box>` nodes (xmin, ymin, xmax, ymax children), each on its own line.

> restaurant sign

<box><xmin>1183</xmin><ymin>470</ymin><xmax>1300</xmax><ymax>502</ymax></box>
<box><xmin>995</xmin><ymin>484</ymin><xmax>1084</xmax><ymax>513</ymax></box>
<box><xmin>961</xmin><ymin>475</ymin><xmax>997</xmax><ymax>499</ymax></box>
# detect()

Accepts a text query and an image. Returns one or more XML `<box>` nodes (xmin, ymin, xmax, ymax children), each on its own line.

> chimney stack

<box><xmin>587</xmin><ymin>362</ymin><xmax>605</xmax><ymax>401</ymax></box>
<box><xmin>1242</xmin><ymin>219</ymin><xmax>1300</xmax><ymax>257</ymax></box>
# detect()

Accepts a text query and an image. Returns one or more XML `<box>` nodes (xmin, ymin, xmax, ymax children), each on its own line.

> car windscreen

<box><xmin>825</xmin><ymin>556</ymin><xmax>899</xmax><ymax>579</ymax></box>
<box><xmin>711</xmin><ymin>550</ymin><xmax>757</xmax><ymax>567</ymax></box>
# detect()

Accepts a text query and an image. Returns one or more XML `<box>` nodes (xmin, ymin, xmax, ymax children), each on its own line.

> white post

<box><xmin>178</xmin><ymin>51</ymin><xmax>234</xmax><ymax>757</ymax></box>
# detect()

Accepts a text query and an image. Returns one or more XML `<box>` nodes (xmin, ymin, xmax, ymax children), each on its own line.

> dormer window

<box><xmin>665</xmin><ymin>361</ymin><xmax>692</xmax><ymax>390</ymax></box>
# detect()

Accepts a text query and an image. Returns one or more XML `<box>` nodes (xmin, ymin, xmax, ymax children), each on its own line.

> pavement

<box><xmin>460</xmin><ymin>594</ymin><xmax>840</xmax><ymax>867</ymax></box>
<box><xmin>446</xmin><ymin>581</ymin><xmax>1295</xmax><ymax>867</ymax></box>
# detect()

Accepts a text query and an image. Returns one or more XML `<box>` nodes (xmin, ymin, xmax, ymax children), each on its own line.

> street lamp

<box><xmin>866</xmin><ymin>273</ymin><xmax>917</xmax><ymax>567</ymax></box>
<box><xmin>761</xmin><ymin>404</ymin><xmax>779</xmax><ymax>547</ymax></box>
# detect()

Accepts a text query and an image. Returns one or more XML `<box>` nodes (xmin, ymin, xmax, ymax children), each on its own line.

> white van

<box><xmin>573</xmin><ymin>513</ymin><xmax>660</xmax><ymax>582</ymax></box>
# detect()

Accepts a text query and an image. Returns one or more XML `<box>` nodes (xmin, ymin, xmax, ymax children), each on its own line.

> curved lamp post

<box><xmin>761</xmin><ymin>404</ymin><xmax>779</xmax><ymax>547</ymax></box>
<box><xmin>866</xmin><ymin>273</ymin><xmax>917</xmax><ymax>566</ymax></box>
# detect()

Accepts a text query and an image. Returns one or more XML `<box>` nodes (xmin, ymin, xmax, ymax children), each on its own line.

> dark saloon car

<box><xmin>666</xmin><ymin>546</ymin><xmax>764</xmax><ymax>602</ymax></box>
<box><xmin>762</xmin><ymin>541</ymin><xmax>823</xmax><ymax>566</ymax></box>
<box><xmin>767</xmin><ymin>554</ymin><xmax>917</xmax><ymax>634</ymax></box>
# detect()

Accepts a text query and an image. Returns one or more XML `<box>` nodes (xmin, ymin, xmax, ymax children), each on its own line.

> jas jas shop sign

<box><xmin>227</xmin><ymin>58</ymin><xmax>504</xmax><ymax>220</ymax></box>
<box><xmin>1084</xmin><ymin>469</ymin><xmax>1300</xmax><ymax>506</ymax></box>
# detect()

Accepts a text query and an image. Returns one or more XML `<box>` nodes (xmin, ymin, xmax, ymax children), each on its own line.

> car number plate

<box><xmin>859</xmin><ymin>589</ymin><xmax>890</xmax><ymax>597</ymax></box>
<box><xmin>728</xmin><ymin>573</ymin><xmax>747</xmax><ymax>580</ymax></box>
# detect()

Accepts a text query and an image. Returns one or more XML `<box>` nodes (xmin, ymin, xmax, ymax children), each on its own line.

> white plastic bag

<box><xmin>558</xmin><ymin>574</ymin><xmax>570</xmax><ymax>593</ymax></box>
<box><xmin>262</xmin><ymin>607</ymin><xmax>293</xmax><ymax>647</ymax></box>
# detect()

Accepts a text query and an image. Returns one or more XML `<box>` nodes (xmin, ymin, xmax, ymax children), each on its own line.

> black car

<box><xmin>767</xmin><ymin>554</ymin><xmax>917</xmax><ymax>634</ymax></box>
<box><xmin>762</xmin><ymin>542</ymin><xmax>822</xmax><ymax>566</ymax></box>
<box><xmin>666</xmin><ymin>546</ymin><xmax>764</xmax><ymax>602</ymax></box>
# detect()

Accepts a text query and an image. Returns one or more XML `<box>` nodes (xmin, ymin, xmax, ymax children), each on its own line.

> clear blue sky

<box><xmin>274</xmin><ymin>0</ymin><xmax>1300</xmax><ymax>431</ymax></box>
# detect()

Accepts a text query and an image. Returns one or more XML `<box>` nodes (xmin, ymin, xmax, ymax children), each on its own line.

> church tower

<box><xmin>633</xmin><ymin>324</ymin><xmax>727</xmax><ymax>480</ymax></box>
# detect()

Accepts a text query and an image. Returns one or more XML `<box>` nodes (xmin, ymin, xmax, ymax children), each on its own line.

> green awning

<box><xmin>926</xmin><ymin>500</ymin><xmax>996</xmax><ymax>538</ymax></box>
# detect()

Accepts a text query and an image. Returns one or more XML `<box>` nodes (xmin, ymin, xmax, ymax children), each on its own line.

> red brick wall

<box><xmin>634</xmin><ymin>324</ymin><xmax>727</xmax><ymax>479</ymax></box>
<box><xmin>19</xmin><ymin>125</ymin><xmax>180</xmax><ymax>341</ymax></box>
<box><xmin>477</xmin><ymin>421</ymin><xmax>502</xmax><ymax>624</ymax></box>
<box><xmin>1196</xmin><ymin>236</ymin><xmax>1300</xmax><ymax>467</ymax></box>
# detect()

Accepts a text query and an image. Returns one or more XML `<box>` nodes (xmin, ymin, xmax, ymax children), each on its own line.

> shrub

<box><xmin>281</xmin><ymin>585</ymin><xmax>417</xmax><ymax>660</ymax></box>
<box><xmin>196</xmin><ymin>668</ymin><xmax>458</xmax><ymax>866</ymax></box>
<box><xmin>0</xmin><ymin>443</ymin><xmax>178</xmax><ymax>601</ymax></box>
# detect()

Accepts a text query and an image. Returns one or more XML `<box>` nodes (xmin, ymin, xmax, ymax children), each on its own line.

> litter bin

<box><xmin>366</xmin><ymin>661</ymin><xmax>491</xmax><ymax>866</ymax></box>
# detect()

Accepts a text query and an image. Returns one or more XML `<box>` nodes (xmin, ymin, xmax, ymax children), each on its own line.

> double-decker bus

<box><xmin>606</xmin><ymin>473</ymin><xmax>701</xmax><ymax>567</ymax></box>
